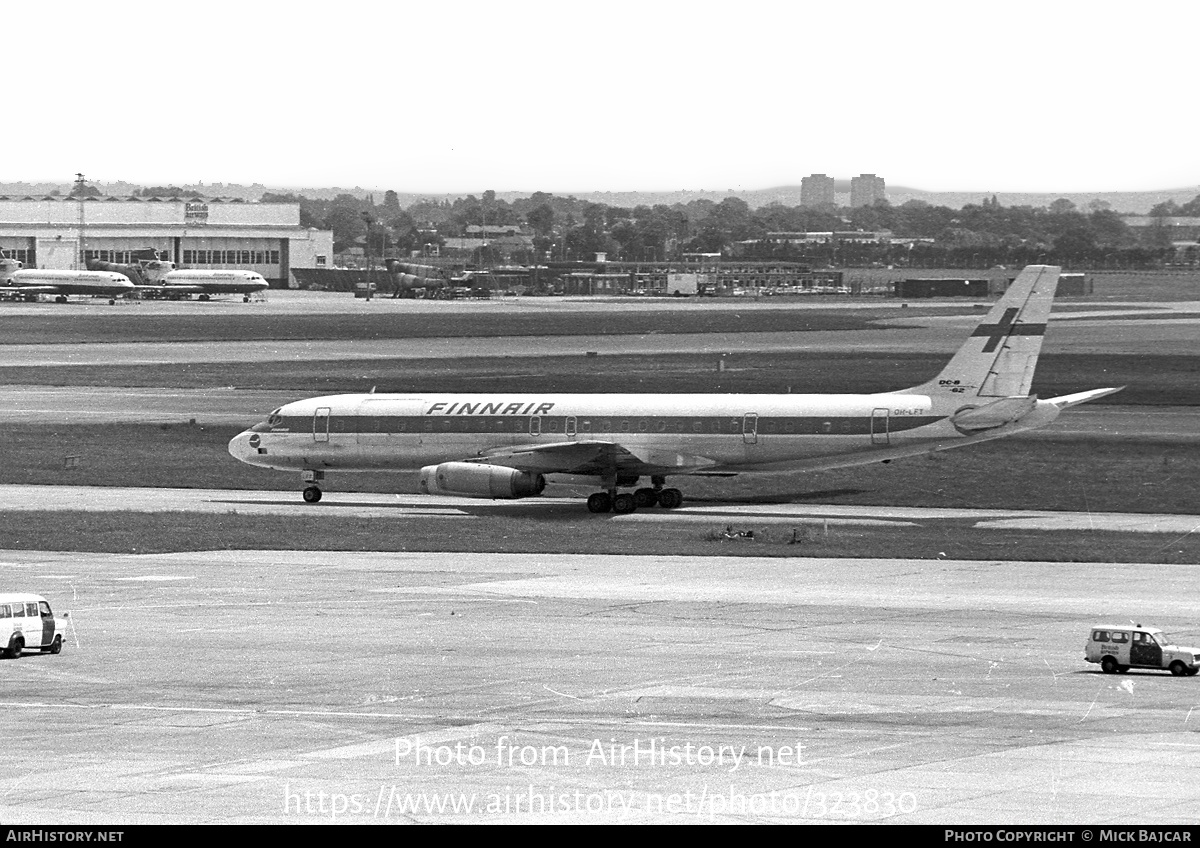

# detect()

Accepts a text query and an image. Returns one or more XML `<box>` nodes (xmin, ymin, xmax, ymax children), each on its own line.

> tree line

<box><xmin>259</xmin><ymin>189</ymin><xmax>1200</xmax><ymax>269</ymax></box>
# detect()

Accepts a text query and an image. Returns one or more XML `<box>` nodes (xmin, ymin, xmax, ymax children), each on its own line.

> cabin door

<box><xmin>313</xmin><ymin>407</ymin><xmax>330</xmax><ymax>442</ymax></box>
<box><xmin>871</xmin><ymin>408</ymin><xmax>890</xmax><ymax>445</ymax></box>
<box><xmin>742</xmin><ymin>413</ymin><xmax>758</xmax><ymax>445</ymax></box>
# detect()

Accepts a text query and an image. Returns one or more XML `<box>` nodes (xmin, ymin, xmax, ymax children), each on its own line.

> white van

<box><xmin>0</xmin><ymin>593</ymin><xmax>66</xmax><ymax>658</ymax></box>
<box><xmin>1085</xmin><ymin>623</ymin><xmax>1200</xmax><ymax>676</ymax></box>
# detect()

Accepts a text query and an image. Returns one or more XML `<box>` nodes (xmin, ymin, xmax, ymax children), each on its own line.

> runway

<box><xmin>3</xmin><ymin>547</ymin><xmax>1199</xmax><ymax>823</ymax></box>
<box><xmin>2</xmin><ymin>483</ymin><xmax>1198</xmax><ymax>535</ymax></box>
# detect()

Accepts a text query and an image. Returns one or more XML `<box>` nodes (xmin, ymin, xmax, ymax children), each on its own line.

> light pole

<box><xmin>361</xmin><ymin>211</ymin><xmax>374</xmax><ymax>295</ymax></box>
<box><xmin>75</xmin><ymin>172</ymin><xmax>87</xmax><ymax>270</ymax></box>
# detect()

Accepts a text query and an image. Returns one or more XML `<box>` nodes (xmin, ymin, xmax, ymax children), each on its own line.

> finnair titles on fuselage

<box><xmin>228</xmin><ymin>266</ymin><xmax>1121</xmax><ymax>514</ymax></box>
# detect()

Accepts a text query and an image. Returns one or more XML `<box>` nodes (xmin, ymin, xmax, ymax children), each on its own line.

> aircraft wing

<box><xmin>475</xmin><ymin>439</ymin><xmax>718</xmax><ymax>476</ymax></box>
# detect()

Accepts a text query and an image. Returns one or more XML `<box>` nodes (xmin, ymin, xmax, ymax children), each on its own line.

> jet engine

<box><xmin>418</xmin><ymin>462</ymin><xmax>546</xmax><ymax>499</ymax></box>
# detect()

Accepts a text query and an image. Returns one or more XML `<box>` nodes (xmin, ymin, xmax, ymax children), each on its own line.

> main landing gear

<box><xmin>586</xmin><ymin>477</ymin><xmax>683</xmax><ymax>514</ymax></box>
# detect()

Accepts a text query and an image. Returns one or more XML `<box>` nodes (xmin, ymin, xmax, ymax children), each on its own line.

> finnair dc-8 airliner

<box><xmin>228</xmin><ymin>265</ymin><xmax>1120</xmax><ymax>513</ymax></box>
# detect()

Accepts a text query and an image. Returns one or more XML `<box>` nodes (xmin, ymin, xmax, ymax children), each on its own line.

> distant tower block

<box><xmin>850</xmin><ymin>174</ymin><xmax>886</xmax><ymax>207</ymax></box>
<box><xmin>801</xmin><ymin>173</ymin><xmax>836</xmax><ymax>207</ymax></box>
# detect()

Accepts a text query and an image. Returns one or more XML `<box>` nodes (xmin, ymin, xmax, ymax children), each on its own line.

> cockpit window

<box><xmin>268</xmin><ymin>411</ymin><xmax>283</xmax><ymax>426</ymax></box>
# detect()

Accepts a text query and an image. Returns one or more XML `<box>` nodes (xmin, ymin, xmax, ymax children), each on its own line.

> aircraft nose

<box><xmin>228</xmin><ymin>430</ymin><xmax>260</xmax><ymax>465</ymax></box>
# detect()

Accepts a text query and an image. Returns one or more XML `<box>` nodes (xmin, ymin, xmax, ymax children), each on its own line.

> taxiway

<box><xmin>3</xmin><ymin>547</ymin><xmax>1199</xmax><ymax>824</ymax></box>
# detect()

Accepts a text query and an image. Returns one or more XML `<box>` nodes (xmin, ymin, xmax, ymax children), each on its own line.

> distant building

<box><xmin>465</xmin><ymin>224</ymin><xmax>525</xmax><ymax>237</ymax></box>
<box><xmin>1123</xmin><ymin>216</ymin><xmax>1200</xmax><ymax>243</ymax></box>
<box><xmin>801</xmin><ymin>174</ymin><xmax>835</xmax><ymax>207</ymax></box>
<box><xmin>850</xmin><ymin>174</ymin><xmax>886</xmax><ymax>207</ymax></box>
<box><xmin>764</xmin><ymin>230</ymin><xmax>893</xmax><ymax>244</ymax></box>
<box><xmin>894</xmin><ymin>278</ymin><xmax>989</xmax><ymax>298</ymax></box>
<box><xmin>0</xmin><ymin>195</ymin><xmax>331</xmax><ymax>287</ymax></box>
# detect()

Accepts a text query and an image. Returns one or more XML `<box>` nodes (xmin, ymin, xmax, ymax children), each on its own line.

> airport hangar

<box><xmin>0</xmin><ymin>196</ymin><xmax>333</xmax><ymax>288</ymax></box>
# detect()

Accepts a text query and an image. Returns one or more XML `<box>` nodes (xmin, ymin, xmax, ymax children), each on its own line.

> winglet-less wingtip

<box><xmin>1044</xmin><ymin>386</ymin><xmax>1125</xmax><ymax>409</ymax></box>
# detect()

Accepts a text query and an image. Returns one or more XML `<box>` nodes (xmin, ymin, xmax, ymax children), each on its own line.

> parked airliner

<box><xmin>139</xmin><ymin>269</ymin><xmax>270</xmax><ymax>302</ymax></box>
<box><xmin>228</xmin><ymin>265</ymin><xmax>1120</xmax><ymax>513</ymax></box>
<box><xmin>4</xmin><ymin>269</ymin><xmax>136</xmax><ymax>303</ymax></box>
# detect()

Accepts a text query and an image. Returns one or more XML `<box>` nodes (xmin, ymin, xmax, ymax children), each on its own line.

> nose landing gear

<box><xmin>301</xmin><ymin>470</ymin><xmax>325</xmax><ymax>503</ymax></box>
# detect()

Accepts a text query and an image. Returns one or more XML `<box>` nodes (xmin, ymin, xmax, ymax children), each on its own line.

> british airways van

<box><xmin>0</xmin><ymin>593</ymin><xmax>65</xmax><ymax>658</ymax></box>
<box><xmin>1085</xmin><ymin>623</ymin><xmax>1200</xmax><ymax>676</ymax></box>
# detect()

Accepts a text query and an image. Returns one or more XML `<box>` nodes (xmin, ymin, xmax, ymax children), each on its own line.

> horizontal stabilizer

<box><xmin>1044</xmin><ymin>386</ymin><xmax>1124</xmax><ymax>409</ymax></box>
<box><xmin>950</xmin><ymin>396</ymin><xmax>1038</xmax><ymax>431</ymax></box>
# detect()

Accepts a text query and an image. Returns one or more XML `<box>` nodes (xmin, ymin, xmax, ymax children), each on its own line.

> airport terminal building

<box><xmin>0</xmin><ymin>196</ymin><xmax>333</xmax><ymax>287</ymax></box>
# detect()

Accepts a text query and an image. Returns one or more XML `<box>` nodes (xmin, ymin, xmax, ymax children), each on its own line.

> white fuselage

<box><xmin>163</xmin><ymin>270</ymin><xmax>269</xmax><ymax>294</ymax></box>
<box><xmin>8</xmin><ymin>269</ymin><xmax>135</xmax><ymax>296</ymax></box>
<box><xmin>227</xmin><ymin>390</ymin><xmax>980</xmax><ymax>475</ymax></box>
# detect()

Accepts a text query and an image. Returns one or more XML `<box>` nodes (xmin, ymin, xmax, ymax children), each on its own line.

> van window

<box><xmin>1110</xmin><ymin>631</ymin><xmax>1129</xmax><ymax>643</ymax></box>
<box><xmin>39</xmin><ymin>601</ymin><xmax>51</xmax><ymax>616</ymax></box>
<box><xmin>11</xmin><ymin>603</ymin><xmax>23</xmax><ymax>618</ymax></box>
<box><xmin>1092</xmin><ymin>630</ymin><xmax>1109</xmax><ymax>642</ymax></box>
<box><xmin>26</xmin><ymin>603</ymin><xmax>37</xmax><ymax>617</ymax></box>
<box><xmin>0</xmin><ymin>605</ymin><xmax>9</xmax><ymax>618</ymax></box>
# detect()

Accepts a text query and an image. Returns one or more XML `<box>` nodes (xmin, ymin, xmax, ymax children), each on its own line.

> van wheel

<box><xmin>4</xmin><ymin>635</ymin><xmax>24</xmax><ymax>659</ymax></box>
<box><xmin>1170</xmin><ymin>661</ymin><xmax>1188</xmax><ymax>676</ymax></box>
<box><xmin>1101</xmin><ymin>656</ymin><xmax>1118</xmax><ymax>674</ymax></box>
<box><xmin>47</xmin><ymin>635</ymin><xmax>62</xmax><ymax>655</ymax></box>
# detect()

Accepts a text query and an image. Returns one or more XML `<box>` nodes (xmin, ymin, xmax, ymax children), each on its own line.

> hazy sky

<box><xmin>9</xmin><ymin>0</ymin><xmax>1196</xmax><ymax>194</ymax></box>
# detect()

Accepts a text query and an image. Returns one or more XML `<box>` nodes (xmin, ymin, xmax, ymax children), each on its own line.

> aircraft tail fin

<box><xmin>912</xmin><ymin>264</ymin><xmax>1059</xmax><ymax>404</ymax></box>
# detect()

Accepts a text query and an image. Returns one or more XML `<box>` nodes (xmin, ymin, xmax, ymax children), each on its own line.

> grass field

<box><xmin>0</xmin><ymin>509</ymin><xmax>1195</xmax><ymax>564</ymax></box>
<box><xmin>0</xmin><ymin>305</ymin><xmax>922</xmax><ymax>346</ymax></box>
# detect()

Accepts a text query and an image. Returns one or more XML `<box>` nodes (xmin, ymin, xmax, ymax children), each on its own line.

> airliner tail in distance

<box><xmin>228</xmin><ymin>264</ymin><xmax>1122</xmax><ymax>513</ymax></box>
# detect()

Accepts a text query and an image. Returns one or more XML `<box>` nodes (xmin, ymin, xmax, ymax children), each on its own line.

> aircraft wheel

<box><xmin>658</xmin><ymin>488</ymin><xmax>684</xmax><ymax>509</ymax></box>
<box><xmin>302</xmin><ymin>486</ymin><xmax>323</xmax><ymax>504</ymax></box>
<box><xmin>1100</xmin><ymin>656</ymin><xmax>1118</xmax><ymax>674</ymax></box>
<box><xmin>612</xmin><ymin>493</ymin><xmax>637</xmax><ymax>514</ymax></box>
<box><xmin>1170</xmin><ymin>661</ymin><xmax>1188</xmax><ymax>676</ymax></box>
<box><xmin>633</xmin><ymin>487</ymin><xmax>658</xmax><ymax>508</ymax></box>
<box><xmin>586</xmin><ymin>492</ymin><xmax>612</xmax><ymax>513</ymax></box>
